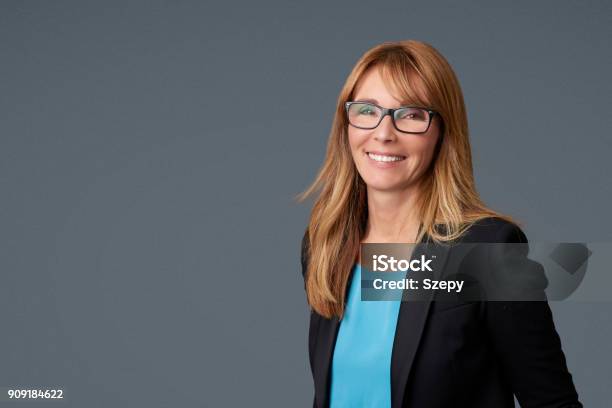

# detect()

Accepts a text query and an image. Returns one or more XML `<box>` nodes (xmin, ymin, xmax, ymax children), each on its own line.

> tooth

<box><xmin>368</xmin><ymin>152</ymin><xmax>404</xmax><ymax>162</ymax></box>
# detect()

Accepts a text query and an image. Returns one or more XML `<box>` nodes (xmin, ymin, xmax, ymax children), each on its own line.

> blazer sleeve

<box><xmin>484</xmin><ymin>222</ymin><xmax>583</xmax><ymax>407</ymax></box>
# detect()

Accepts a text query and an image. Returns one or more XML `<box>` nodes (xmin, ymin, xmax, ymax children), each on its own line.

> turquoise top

<box><xmin>330</xmin><ymin>263</ymin><xmax>402</xmax><ymax>408</ymax></box>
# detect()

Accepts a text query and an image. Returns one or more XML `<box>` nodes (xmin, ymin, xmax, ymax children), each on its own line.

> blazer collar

<box><xmin>313</xmin><ymin>233</ymin><xmax>452</xmax><ymax>408</ymax></box>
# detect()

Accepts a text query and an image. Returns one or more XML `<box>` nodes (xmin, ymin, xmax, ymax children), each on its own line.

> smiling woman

<box><xmin>295</xmin><ymin>40</ymin><xmax>582</xmax><ymax>408</ymax></box>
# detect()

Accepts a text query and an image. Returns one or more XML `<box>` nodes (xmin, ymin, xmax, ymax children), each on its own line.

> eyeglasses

<box><xmin>345</xmin><ymin>101</ymin><xmax>437</xmax><ymax>134</ymax></box>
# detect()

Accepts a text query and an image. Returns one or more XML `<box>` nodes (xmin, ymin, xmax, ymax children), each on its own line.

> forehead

<box><xmin>352</xmin><ymin>65</ymin><xmax>430</xmax><ymax>107</ymax></box>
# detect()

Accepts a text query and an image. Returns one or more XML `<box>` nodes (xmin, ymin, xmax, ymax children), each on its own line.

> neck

<box><xmin>362</xmin><ymin>184</ymin><xmax>421</xmax><ymax>244</ymax></box>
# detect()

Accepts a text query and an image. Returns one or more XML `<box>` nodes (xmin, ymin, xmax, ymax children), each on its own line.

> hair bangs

<box><xmin>377</xmin><ymin>55</ymin><xmax>432</xmax><ymax>109</ymax></box>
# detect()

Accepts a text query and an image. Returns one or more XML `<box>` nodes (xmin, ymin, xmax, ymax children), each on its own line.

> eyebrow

<box><xmin>354</xmin><ymin>97</ymin><xmax>379</xmax><ymax>104</ymax></box>
<box><xmin>354</xmin><ymin>98</ymin><xmax>418</xmax><ymax>108</ymax></box>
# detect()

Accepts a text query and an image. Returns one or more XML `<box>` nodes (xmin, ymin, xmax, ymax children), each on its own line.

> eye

<box><xmin>358</xmin><ymin>106</ymin><xmax>376</xmax><ymax>115</ymax></box>
<box><xmin>397</xmin><ymin>108</ymin><xmax>427</xmax><ymax>121</ymax></box>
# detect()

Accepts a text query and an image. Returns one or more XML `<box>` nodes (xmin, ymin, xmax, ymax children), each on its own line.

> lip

<box><xmin>366</xmin><ymin>150</ymin><xmax>406</xmax><ymax>158</ymax></box>
<box><xmin>364</xmin><ymin>150</ymin><xmax>406</xmax><ymax>169</ymax></box>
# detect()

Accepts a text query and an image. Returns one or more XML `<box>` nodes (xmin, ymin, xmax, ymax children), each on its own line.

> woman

<box><xmin>296</xmin><ymin>40</ymin><xmax>582</xmax><ymax>407</ymax></box>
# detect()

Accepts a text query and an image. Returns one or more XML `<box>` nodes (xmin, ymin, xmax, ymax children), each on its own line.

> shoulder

<box><xmin>456</xmin><ymin>216</ymin><xmax>528</xmax><ymax>244</ymax></box>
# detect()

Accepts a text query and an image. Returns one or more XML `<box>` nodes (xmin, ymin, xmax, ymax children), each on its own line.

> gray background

<box><xmin>1</xmin><ymin>0</ymin><xmax>610</xmax><ymax>407</ymax></box>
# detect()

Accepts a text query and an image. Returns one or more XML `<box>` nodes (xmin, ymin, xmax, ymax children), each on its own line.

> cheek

<box><xmin>418</xmin><ymin>137</ymin><xmax>438</xmax><ymax>160</ymax></box>
<box><xmin>413</xmin><ymin>127</ymin><xmax>440</xmax><ymax>160</ymax></box>
<box><xmin>402</xmin><ymin>136</ymin><xmax>439</xmax><ymax>173</ymax></box>
<box><xmin>348</xmin><ymin>128</ymin><xmax>366</xmax><ymax>150</ymax></box>
<box><xmin>347</xmin><ymin>130</ymin><xmax>370</xmax><ymax>163</ymax></box>
<box><xmin>406</xmin><ymin>135</ymin><xmax>438</xmax><ymax>158</ymax></box>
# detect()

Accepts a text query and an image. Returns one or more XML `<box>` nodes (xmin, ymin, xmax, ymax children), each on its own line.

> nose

<box><xmin>373</xmin><ymin>113</ymin><xmax>398</xmax><ymax>143</ymax></box>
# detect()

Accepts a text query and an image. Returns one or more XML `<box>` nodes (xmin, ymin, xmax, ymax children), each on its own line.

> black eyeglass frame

<box><xmin>344</xmin><ymin>101</ymin><xmax>438</xmax><ymax>134</ymax></box>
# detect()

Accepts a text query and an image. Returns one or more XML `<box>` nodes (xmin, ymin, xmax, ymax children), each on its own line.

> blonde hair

<box><xmin>296</xmin><ymin>40</ymin><xmax>518</xmax><ymax>319</ymax></box>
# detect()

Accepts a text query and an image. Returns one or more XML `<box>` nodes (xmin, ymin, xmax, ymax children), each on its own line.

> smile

<box><xmin>366</xmin><ymin>152</ymin><xmax>406</xmax><ymax>162</ymax></box>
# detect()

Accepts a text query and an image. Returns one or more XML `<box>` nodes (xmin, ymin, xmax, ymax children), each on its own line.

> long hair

<box><xmin>295</xmin><ymin>40</ymin><xmax>518</xmax><ymax>319</ymax></box>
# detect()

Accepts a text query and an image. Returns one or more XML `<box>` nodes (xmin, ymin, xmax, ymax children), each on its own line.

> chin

<box><xmin>362</xmin><ymin>179</ymin><xmax>404</xmax><ymax>192</ymax></box>
<box><xmin>360</xmin><ymin>172</ymin><xmax>415</xmax><ymax>190</ymax></box>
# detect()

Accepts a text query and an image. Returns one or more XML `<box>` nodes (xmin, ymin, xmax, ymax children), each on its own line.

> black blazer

<box><xmin>300</xmin><ymin>217</ymin><xmax>582</xmax><ymax>408</ymax></box>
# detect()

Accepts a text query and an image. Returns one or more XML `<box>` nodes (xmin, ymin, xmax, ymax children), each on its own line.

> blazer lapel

<box><xmin>390</xmin><ymin>238</ymin><xmax>452</xmax><ymax>408</ymax></box>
